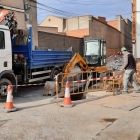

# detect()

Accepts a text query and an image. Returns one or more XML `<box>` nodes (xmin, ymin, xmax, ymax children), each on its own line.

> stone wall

<box><xmin>38</xmin><ymin>31</ymin><xmax>84</xmax><ymax>56</ymax></box>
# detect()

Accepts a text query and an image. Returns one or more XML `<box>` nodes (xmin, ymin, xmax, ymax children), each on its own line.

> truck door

<box><xmin>0</xmin><ymin>30</ymin><xmax>8</xmax><ymax>72</ymax></box>
<box><xmin>100</xmin><ymin>39</ymin><xmax>106</xmax><ymax>66</ymax></box>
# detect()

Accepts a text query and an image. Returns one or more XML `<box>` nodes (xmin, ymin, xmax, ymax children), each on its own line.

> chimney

<box><xmin>95</xmin><ymin>16</ymin><xmax>106</xmax><ymax>23</ymax></box>
<box><xmin>116</xmin><ymin>15</ymin><xmax>123</xmax><ymax>32</ymax></box>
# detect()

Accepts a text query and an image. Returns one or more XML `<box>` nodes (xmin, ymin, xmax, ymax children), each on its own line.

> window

<box><xmin>85</xmin><ymin>41</ymin><xmax>99</xmax><ymax>64</ymax></box>
<box><xmin>0</xmin><ymin>31</ymin><xmax>5</xmax><ymax>49</ymax></box>
<box><xmin>86</xmin><ymin>41</ymin><xmax>99</xmax><ymax>56</ymax></box>
<box><xmin>103</xmin><ymin>44</ymin><xmax>106</xmax><ymax>56</ymax></box>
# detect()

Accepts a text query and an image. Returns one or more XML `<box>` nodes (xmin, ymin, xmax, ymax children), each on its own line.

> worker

<box><xmin>121</xmin><ymin>47</ymin><xmax>140</xmax><ymax>94</ymax></box>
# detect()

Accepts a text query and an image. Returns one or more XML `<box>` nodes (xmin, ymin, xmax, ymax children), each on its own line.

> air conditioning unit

<box><xmin>25</xmin><ymin>13</ymin><xmax>29</xmax><ymax>21</ymax></box>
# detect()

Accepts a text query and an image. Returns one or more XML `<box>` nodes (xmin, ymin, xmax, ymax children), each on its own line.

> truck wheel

<box><xmin>0</xmin><ymin>78</ymin><xmax>12</xmax><ymax>102</ymax></box>
<box><xmin>51</xmin><ymin>69</ymin><xmax>60</xmax><ymax>81</ymax></box>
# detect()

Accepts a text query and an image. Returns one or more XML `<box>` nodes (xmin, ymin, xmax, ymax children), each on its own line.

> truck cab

<box><xmin>0</xmin><ymin>25</ymin><xmax>16</xmax><ymax>100</ymax></box>
<box><xmin>0</xmin><ymin>25</ymin><xmax>12</xmax><ymax>71</ymax></box>
<box><xmin>84</xmin><ymin>38</ymin><xmax>106</xmax><ymax>67</ymax></box>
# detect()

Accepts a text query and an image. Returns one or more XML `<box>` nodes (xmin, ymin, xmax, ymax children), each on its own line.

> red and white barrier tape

<box><xmin>10</xmin><ymin>72</ymin><xmax>140</xmax><ymax>87</ymax></box>
<box><xmin>69</xmin><ymin>72</ymin><xmax>140</xmax><ymax>84</ymax></box>
<box><xmin>13</xmin><ymin>83</ymin><xmax>45</xmax><ymax>87</ymax></box>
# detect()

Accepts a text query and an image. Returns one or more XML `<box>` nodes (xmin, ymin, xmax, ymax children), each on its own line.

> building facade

<box><xmin>39</xmin><ymin>15</ymin><xmax>132</xmax><ymax>56</ymax></box>
<box><xmin>38</xmin><ymin>15</ymin><xmax>67</xmax><ymax>33</ymax></box>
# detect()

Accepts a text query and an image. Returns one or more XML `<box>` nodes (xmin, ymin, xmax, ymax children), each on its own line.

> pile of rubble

<box><xmin>107</xmin><ymin>55</ymin><xmax>123</xmax><ymax>70</ymax></box>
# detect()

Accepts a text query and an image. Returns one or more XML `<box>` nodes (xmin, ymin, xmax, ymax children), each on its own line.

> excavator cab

<box><xmin>84</xmin><ymin>38</ymin><xmax>106</xmax><ymax>67</ymax></box>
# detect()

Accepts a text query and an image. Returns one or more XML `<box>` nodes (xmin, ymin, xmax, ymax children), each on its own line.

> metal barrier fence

<box><xmin>55</xmin><ymin>70</ymin><xmax>116</xmax><ymax>105</ymax></box>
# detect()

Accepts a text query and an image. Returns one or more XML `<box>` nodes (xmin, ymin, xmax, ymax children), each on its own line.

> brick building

<box><xmin>38</xmin><ymin>31</ymin><xmax>83</xmax><ymax>56</ymax></box>
<box><xmin>39</xmin><ymin>15</ymin><xmax>132</xmax><ymax>56</ymax></box>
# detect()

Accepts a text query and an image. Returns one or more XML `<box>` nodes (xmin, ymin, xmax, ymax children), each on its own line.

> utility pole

<box><xmin>132</xmin><ymin>0</ymin><xmax>140</xmax><ymax>62</ymax></box>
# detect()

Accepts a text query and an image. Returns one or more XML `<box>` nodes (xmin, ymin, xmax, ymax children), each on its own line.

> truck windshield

<box><xmin>86</xmin><ymin>41</ymin><xmax>99</xmax><ymax>56</ymax></box>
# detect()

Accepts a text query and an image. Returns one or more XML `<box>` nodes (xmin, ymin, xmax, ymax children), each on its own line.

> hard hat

<box><xmin>121</xmin><ymin>47</ymin><xmax>127</xmax><ymax>52</ymax></box>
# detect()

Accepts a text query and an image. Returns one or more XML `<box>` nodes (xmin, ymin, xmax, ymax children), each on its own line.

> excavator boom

<box><xmin>61</xmin><ymin>53</ymin><xmax>108</xmax><ymax>87</ymax></box>
<box><xmin>64</xmin><ymin>53</ymin><xmax>91</xmax><ymax>73</ymax></box>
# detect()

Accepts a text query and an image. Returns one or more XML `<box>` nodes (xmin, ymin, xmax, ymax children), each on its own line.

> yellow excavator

<box><xmin>61</xmin><ymin>38</ymin><xmax>108</xmax><ymax>86</ymax></box>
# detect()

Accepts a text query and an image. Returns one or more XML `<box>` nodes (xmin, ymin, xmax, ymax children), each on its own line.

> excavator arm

<box><xmin>61</xmin><ymin>53</ymin><xmax>92</xmax><ymax>86</ymax></box>
<box><xmin>64</xmin><ymin>53</ymin><xmax>91</xmax><ymax>73</ymax></box>
<box><xmin>61</xmin><ymin>53</ymin><xmax>108</xmax><ymax>87</ymax></box>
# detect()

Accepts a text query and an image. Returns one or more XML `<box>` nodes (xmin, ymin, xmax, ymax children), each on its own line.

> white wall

<box><xmin>39</xmin><ymin>16</ymin><xmax>63</xmax><ymax>32</ymax></box>
<box><xmin>67</xmin><ymin>15</ymin><xmax>90</xmax><ymax>31</ymax></box>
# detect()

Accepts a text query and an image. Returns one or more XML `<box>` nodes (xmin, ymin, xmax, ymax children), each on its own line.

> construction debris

<box><xmin>107</xmin><ymin>55</ymin><xmax>140</xmax><ymax>88</ymax></box>
<box><xmin>107</xmin><ymin>55</ymin><xmax>123</xmax><ymax>70</ymax></box>
<box><xmin>44</xmin><ymin>81</ymin><xmax>56</xmax><ymax>96</ymax></box>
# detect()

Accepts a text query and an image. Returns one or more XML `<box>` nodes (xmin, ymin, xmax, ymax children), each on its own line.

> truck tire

<box><xmin>0</xmin><ymin>78</ymin><xmax>12</xmax><ymax>102</ymax></box>
<box><xmin>51</xmin><ymin>69</ymin><xmax>60</xmax><ymax>81</ymax></box>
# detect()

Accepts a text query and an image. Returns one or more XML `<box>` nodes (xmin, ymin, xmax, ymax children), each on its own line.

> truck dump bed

<box><xmin>12</xmin><ymin>28</ymin><xmax>72</xmax><ymax>69</ymax></box>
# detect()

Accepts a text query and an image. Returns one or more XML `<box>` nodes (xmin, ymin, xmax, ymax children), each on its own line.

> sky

<box><xmin>36</xmin><ymin>0</ymin><xmax>132</xmax><ymax>24</ymax></box>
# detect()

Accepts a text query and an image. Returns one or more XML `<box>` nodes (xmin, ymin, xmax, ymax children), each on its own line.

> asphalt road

<box><xmin>0</xmin><ymin>84</ymin><xmax>140</xmax><ymax>140</ymax></box>
<box><xmin>0</xmin><ymin>67</ymin><xmax>140</xmax><ymax>140</ymax></box>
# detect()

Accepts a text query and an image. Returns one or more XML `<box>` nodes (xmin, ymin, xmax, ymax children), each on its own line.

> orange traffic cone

<box><xmin>114</xmin><ymin>55</ymin><xmax>117</xmax><ymax>60</ymax></box>
<box><xmin>3</xmin><ymin>85</ymin><xmax>17</xmax><ymax>113</ymax></box>
<box><xmin>61</xmin><ymin>82</ymin><xmax>74</xmax><ymax>107</ymax></box>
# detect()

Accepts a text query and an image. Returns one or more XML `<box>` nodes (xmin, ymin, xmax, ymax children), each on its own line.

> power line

<box><xmin>29</xmin><ymin>0</ymin><xmax>132</xmax><ymax>20</ymax></box>
<box><xmin>30</xmin><ymin>5</ymin><xmax>78</xmax><ymax>18</ymax></box>
<box><xmin>29</xmin><ymin>0</ymin><xmax>80</xmax><ymax>17</ymax></box>
<box><xmin>29</xmin><ymin>1</ymin><xmax>132</xmax><ymax>41</ymax></box>
<box><xmin>105</xmin><ymin>13</ymin><xmax>132</xmax><ymax>17</ymax></box>
<box><xmin>33</xmin><ymin>4</ymin><xmax>132</xmax><ymax>22</ymax></box>
<box><xmin>31</xmin><ymin>5</ymin><xmax>132</xmax><ymax>22</ymax></box>
<box><xmin>29</xmin><ymin>0</ymin><xmax>132</xmax><ymax>22</ymax></box>
<box><xmin>30</xmin><ymin>5</ymin><xmax>93</xmax><ymax>21</ymax></box>
<box><xmin>56</xmin><ymin>0</ymin><xmax>131</xmax><ymax>5</ymax></box>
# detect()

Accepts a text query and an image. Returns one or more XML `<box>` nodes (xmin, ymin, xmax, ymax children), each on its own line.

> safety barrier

<box><xmin>55</xmin><ymin>70</ymin><xmax>140</xmax><ymax>105</ymax></box>
<box><xmin>55</xmin><ymin>70</ymin><xmax>116</xmax><ymax>105</ymax></box>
